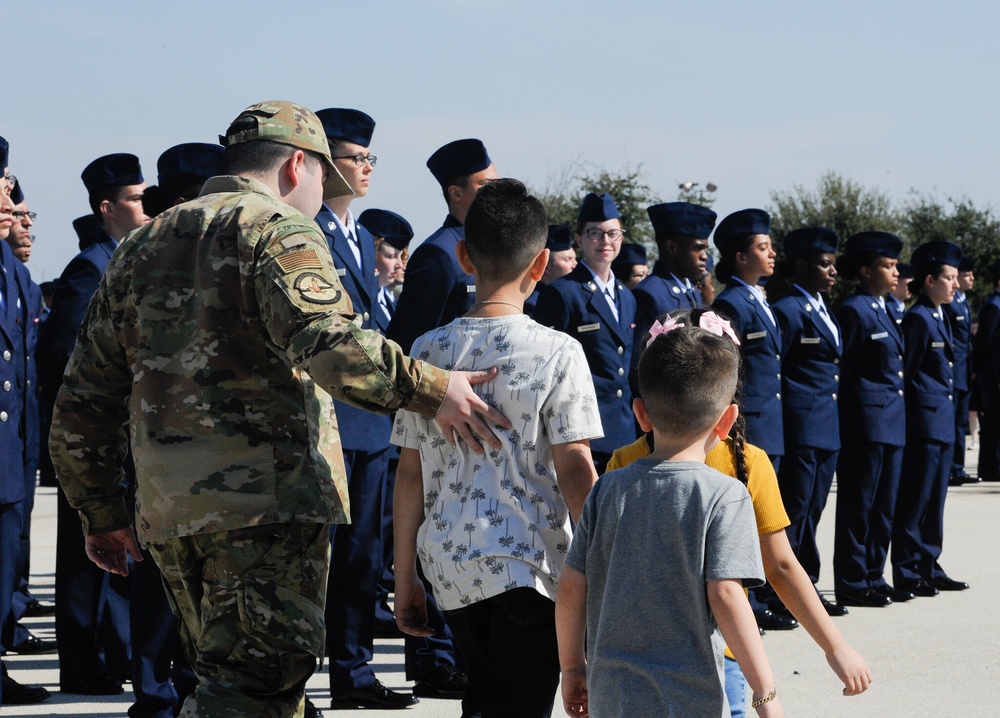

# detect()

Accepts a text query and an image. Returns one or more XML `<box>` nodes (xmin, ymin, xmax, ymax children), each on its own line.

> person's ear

<box><xmin>632</xmin><ymin>397</ymin><xmax>653</xmax><ymax>432</ymax></box>
<box><xmin>447</xmin><ymin>183</ymin><xmax>463</xmax><ymax>208</ymax></box>
<box><xmin>529</xmin><ymin>248</ymin><xmax>550</xmax><ymax>281</ymax></box>
<box><xmin>455</xmin><ymin>240</ymin><xmax>476</xmax><ymax>275</ymax></box>
<box><xmin>714</xmin><ymin>403</ymin><xmax>739</xmax><ymax>441</ymax></box>
<box><xmin>99</xmin><ymin>199</ymin><xmax>114</xmax><ymax>222</ymax></box>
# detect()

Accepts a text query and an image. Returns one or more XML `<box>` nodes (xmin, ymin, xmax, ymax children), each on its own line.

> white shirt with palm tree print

<box><xmin>393</xmin><ymin>314</ymin><xmax>603</xmax><ymax>611</ymax></box>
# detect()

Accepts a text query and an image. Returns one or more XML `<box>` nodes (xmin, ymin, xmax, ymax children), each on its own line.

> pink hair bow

<box><xmin>699</xmin><ymin>311</ymin><xmax>741</xmax><ymax>346</ymax></box>
<box><xmin>646</xmin><ymin>316</ymin><xmax>685</xmax><ymax>348</ymax></box>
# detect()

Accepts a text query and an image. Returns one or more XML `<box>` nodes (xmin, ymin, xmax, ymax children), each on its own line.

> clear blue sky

<box><xmin>8</xmin><ymin>1</ymin><xmax>1000</xmax><ymax>280</ymax></box>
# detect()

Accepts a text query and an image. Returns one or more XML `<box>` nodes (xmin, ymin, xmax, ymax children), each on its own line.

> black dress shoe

<box><xmin>836</xmin><ymin>588</ymin><xmax>892</xmax><ymax>607</ymax></box>
<box><xmin>60</xmin><ymin>671</ymin><xmax>125</xmax><ymax>695</ymax></box>
<box><xmin>10</xmin><ymin>633</ymin><xmax>57</xmax><ymax>654</ymax></box>
<box><xmin>754</xmin><ymin>608</ymin><xmax>798</xmax><ymax>631</ymax></box>
<box><xmin>329</xmin><ymin>679</ymin><xmax>418</xmax><ymax>710</ymax></box>
<box><xmin>928</xmin><ymin>576</ymin><xmax>969</xmax><ymax>591</ymax></box>
<box><xmin>2</xmin><ymin>675</ymin><xmax>51</xmax><ymax>704</ymax></box>
<box><xmin>23</xmin><ymin>599</ymin><xmax>56</xmax><ymax>617</ymax></box>
<box><xmin>897</xmin><ymin>580</ymin><xmax>939</xmax><ymax>597</ymax></box>
<box><xmin>412</xmin><ymin>665</ymin><xmax>469</xmax><ymax>700</ymax></box>
<box><xmin>878</xmin><ymin>584</ymin><xmax>916</xmax><ymax>602</ymax></box>
<box><xmin>304</xmin><ymin>696</ymin><xmax>323</xmax><ymax>718</ymax></box>
<box><xmin>819</xmin><ymin>593</ymin><xmax>849</xmax><ymax>616</ymax></box>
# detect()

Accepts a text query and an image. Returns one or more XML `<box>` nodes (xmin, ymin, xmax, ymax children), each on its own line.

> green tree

<box><xmin>901</xmin><ymin>194</ymin><xmax>1000</xmax><ymax>308</ymax></box>
<box><xmin>530</xmin><ymin>162</ymin><xmax>662</xmax><ymax>260</ymax></box>
<box><xmin>767</xmin><ymin>172</ymin><xmax>903</xmax><ymax>304</ymax></box>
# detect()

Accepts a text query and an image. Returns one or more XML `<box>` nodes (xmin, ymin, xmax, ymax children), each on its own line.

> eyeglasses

<box><xmin>12</xmin><ymin>211</ymin><xmax>36</xmax><ymax>221</ymax></box>
<box><xmin>332</xmin><ymin>154</ymin><xmax>378</xmax><ymax>168</ymax></box>
<box><xmin>582</xmin><ymin>228</ymin><xmax>625</xmax><ymax>242</ymax></box>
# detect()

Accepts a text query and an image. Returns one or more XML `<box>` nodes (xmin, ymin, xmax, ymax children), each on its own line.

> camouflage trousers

<box><xmin>148</xmin><ymin>522</ymin><xmax>331</xmax><ymax>718</ymax></box>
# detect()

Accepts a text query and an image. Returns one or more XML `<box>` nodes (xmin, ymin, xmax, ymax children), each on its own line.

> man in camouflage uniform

<box><xmin>49</xmin><ymin>100</ymin><xmax>506</xmax><ymax>718</ymax></box>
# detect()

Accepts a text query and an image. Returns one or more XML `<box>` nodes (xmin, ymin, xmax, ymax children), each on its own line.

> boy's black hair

<box><xmin>463</xmin><ymin>178</ymin><xmax>547</xmax><ymax>283</ymax></box>
<box><xmin>637</xmin><ymin>308</ymin><xmax>741</xmax><ymax>448</ymax></box>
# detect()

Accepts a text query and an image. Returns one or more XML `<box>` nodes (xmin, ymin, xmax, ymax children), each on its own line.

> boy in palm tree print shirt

<box><xmin>393</xmin><ymin>179</ymin><xmax>602</xmax><ymax>717</ymax></box>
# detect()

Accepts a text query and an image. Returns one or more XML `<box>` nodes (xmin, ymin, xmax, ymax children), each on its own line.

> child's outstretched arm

<box><xmin>393</xmin><ymin>447</ymin><xmax>434</xmax><ymax>637</ymax></box>
<box><xmin>707</xmin><ymin>578</ymin><xmax>783</xmax><ymax>718</ymax></box>
<box><xmin>555</xmin><ymin>565</ymin><xmax>589</xmax><ymax>717</ymax></box>
<box><xmin>552</xmin><ymin>440</ymin><xmax>599</xmax><ymax>522</ymax></box>
<box><xmin>759</xmin><ymin>530</ymin><xmax>873</xmax><ymax>695</ymax></box>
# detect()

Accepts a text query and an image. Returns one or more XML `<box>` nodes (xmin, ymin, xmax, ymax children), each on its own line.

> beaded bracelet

<box><xmin>751</xmin><ymin>688</ymin><xmax>777</xmax><ymax>708</ymax></box>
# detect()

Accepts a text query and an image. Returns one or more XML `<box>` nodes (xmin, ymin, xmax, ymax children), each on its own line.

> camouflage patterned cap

<box><xmin>219</xmin><ymin>100</ymin><xmax>354</xmax><ymax>201</ymax></box>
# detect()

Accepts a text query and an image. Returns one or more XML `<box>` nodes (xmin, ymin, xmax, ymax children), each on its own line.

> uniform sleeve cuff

<box><xmin>77</xmin><ymin>501</ymin><xmax>133</xmax><ymax>537</ymax></box>
<box><xmin>406</xmin><ymin>363</ymin><xmax>449</xmax><ymax>417</ymax></box>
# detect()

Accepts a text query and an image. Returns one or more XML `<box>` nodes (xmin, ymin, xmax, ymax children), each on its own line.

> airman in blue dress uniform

<box><xmin>711</xmin><ymin>209</ymin><xmax>784</xmax><ymax>465</ymax></box>
<box><xmin>534</xmin><ymin>192</ymin><xmax>635</xmax><ymax>474</ymax></box>
<box><xmin>126</xmin><ymin>143</ymin><xmax>223</xmax><ymax>718</ymax></box>
<box><xmin>40</xmin><ymin>152</ymin><xmax>149</xmax><ymax>695</ymax></box>
<box><xmin>892</xmin><ymin>241</ymin><xmax>970</xmax><ymax>596</ymax></box>
<box><xmin>974</xmin><ymin>262</ymin><xmax>1000</xmax><ymax>482</ymax></box>
<box><xmin>633</xmin><ymin>202</ymin><xmax>717</xmax><ymax>340</ymax></box>
<box><xmin>944</xmin><ymin>257</ymin><xmax>976</xmax><ymax>485</ymax></box>
<box><xmin>387</xmin><ymin>139</ymin><xmax>497</xmax><ymax>353</ymax></box>
<box><xmin>771</xmin><ymin>227</ymin><xmax>845</xmax><ymax>617</ymax></box>
<box><xmin>0</xmin><ymin>138</ymin><xmax>52</xmax><ymax>706</ymax></box>
<box><xmin>832</xmin><ymin>232</ymin><xmax>909</xmax><ymax>607</ymax></box>
<box><xmin>611</xmin><ymin>242</ymin><xmax>648</xmax><ymax>291</ymax></box>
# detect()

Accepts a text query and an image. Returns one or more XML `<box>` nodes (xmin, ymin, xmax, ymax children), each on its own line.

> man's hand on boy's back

<box><xmin>435</xmin><ymin>367</ymin><xmax>511</xmax><ymax>453</ymax></box>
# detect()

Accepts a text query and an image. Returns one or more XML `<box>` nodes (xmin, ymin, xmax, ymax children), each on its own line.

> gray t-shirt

<box><xmin>565</xmin><ymin>458</ymin><xmax>764</xmax><ymax>718</ymax></box>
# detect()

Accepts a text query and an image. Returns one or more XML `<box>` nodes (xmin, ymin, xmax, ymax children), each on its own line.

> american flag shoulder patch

<box><xmin>276</xmin><ymin>248</ymin><xmax>323</xmax><ymax>273</ymax></box>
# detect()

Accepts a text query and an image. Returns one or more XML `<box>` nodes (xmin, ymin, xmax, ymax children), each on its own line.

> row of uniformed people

<box><xmin>520</xmin><ymin>196</ymin><xmax>978</xmax><ymax>623</ymax></box>
<box><xmin>0</xmin><ymin>137</ymin><xmax>55</xmax><ymax>706</ymax></box>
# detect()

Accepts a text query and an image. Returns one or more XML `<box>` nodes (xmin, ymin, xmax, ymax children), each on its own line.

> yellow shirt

<box><xmin>606</xmin><ymin>435</ymin><xmax>790</xmax><ymax>661</ymax></box>
<box><xmin>607</xmin><ymin>436</ymin><xmax>789</xmax><ymax>536</ymax></box>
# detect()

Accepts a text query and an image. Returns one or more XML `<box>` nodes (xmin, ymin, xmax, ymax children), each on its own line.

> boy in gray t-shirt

<box><xmin>557</xmin><ymin>309</ymin><xmax>783</xmax><ymax>718</ymax></box>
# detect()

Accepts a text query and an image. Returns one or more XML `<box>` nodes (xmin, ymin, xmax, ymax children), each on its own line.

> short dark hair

<box><xmin>88</xmin><ymin>184</ymin><xmax>126</xmax><ymax>216</ymax></box>
<box><xmin>223</xmin><ymin>115</ymin><xmax>301</xmax><ymax>176</ymax></box>
<box><xmin>715</xmin><ymin>232</ymin><xmax>757</xmax><ymax>283</ymax></box>
<box><xmin>463</xmin><ymin>178</ymin><xmax>547</xmax><ymax>283</ymax></box>
<box><xmin>637</xmin><ymin>308</ymin><xmax>740</xmax><ymax>439</ymax></box>
<box><xmin>909</xmin><ymin>263</ymin><xmax>948</xmax><ymax>295</ymax></box>
<box><xmin>441</xmin><ymin>172</ymin><xmax>472</xmax><ymax>204</ymax></box>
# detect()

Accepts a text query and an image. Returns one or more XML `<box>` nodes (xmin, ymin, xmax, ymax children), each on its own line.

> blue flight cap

<box><xmin>10</xmin><ymin>178</ymin><xmax>23</xmax><ymax>205</ymax></box>
<box><xmin>713</xmin><ymin>209</ymin><xmax>771</xmax><ymax>256</ymax></box>
<box><xmin>783</xmin><ymin>227</ymin><xmax>839</xmax><ymax>261</ymax></box>
<box><xmin>358</xmin><ymin>208</ymin><xmax>414</xmax><ymax>251</ymax></box>
<box><xmin>578</xmin><ymin>192</ymin><xmax>621</xmax><ymax>225</ymax></box>
<box><xmin>81</xmin><ymin>153</ymin><xmax>144</xmax><ymax>194</ymax></box>
<box><xmin>73</xmin><ymin>214</ymin><xmax>105</xmax><ymax>250</ymax></box>
<box><xmin>897</xmin><ymin>262</ymin><xmax>913</xmax><ymax>279</ymax></box>
<box><xmin>426</xmin><ymin>139</ymin><xmax>491</xmax><ymax>187</ymax></box>
<box><xmin>546</xmin><ymin>224</ymin><xmax>574</xmax><ymax>252</ymax></box>
<box><xmin>613</xmin><ymin>243</ymin><xmax>647</xmax><ymax>268</ymax></box>
<box><xmin>911</xmin><ymin>241</ymin><xmax>962</xmax><ymax>274</ymax></box>
<box><xmin>316</xmin><ymin>108</ymin><xmax>376</xmax><ymax>148</ymax></box>
<box><xmin>959</xmin><ymin>256</ymin><xmax>975</xmax><ymax>273</ymax></box>
<box><xmin>0</xmin><ymin>136</ymin><xmax>7</xmax><ymax>171</ymax></box>
<box><xmin>647</xmin><ymin>202</ymin><xmax>717</xmax><ymax>239</ymax></box>
<box><xmin>843</xmin><ymin>231</ymin><xmax>903</xmax><ymax>260</ymax></box>
<box><xmin>157</xmin><ymin>143</ymin><xmax>225</xmax><ymax>186</ymax></box>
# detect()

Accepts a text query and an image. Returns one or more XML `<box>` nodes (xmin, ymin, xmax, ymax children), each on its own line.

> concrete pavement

<box><xmin>5</xmin><ymin>446</ymin><xmax>999</xmax><ymax>717</ymax></box>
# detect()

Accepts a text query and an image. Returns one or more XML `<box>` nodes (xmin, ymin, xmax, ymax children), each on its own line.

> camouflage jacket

<box><xmin>50</xmin><ymin>175</ymin><xmax>448</xmax><ymax>541</ymax></box>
